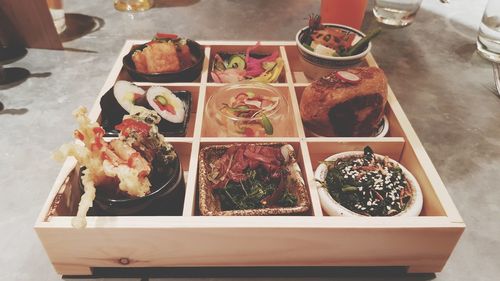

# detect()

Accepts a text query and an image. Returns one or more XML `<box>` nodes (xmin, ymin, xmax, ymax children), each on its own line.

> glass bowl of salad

<box><xmin>204</xmin><ymin>82</ymin><xmax>290</xmax><ymax>137</ymax></box>
<box><xmin>314</xmin><ymin>146</ymin><xmax>423</xmax><ymax>217</ymax></box>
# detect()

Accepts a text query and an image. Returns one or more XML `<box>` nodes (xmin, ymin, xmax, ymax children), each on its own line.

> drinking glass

<box><xmin>477</xmin><ymin>0</ymin><xmax>500</xmax><ymax>63</ymax></box>
<box><xmin>47</xmin><ymin>0</ymin><xmax>66</xmax><ymax>34</ymax></box>
<box><xmin>114</xmin><ymin>0</ymin><xmax>154</xmax><ymax>12</ymax></box>
<box><xmin>320</xmin><ymin>0</ymin><xmax>368</xmax><ymax>30</ymax></box>
<box><xmin>373</xmin><ymin>0</ymin><xmax>423</xmax><ymax>27</ymax></box>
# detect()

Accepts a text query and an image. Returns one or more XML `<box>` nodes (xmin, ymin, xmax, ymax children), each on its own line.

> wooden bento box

<box><xmin>35</xmin><ymin>41</ymin><xmax>465</xmax><ymax>276</ymax></box>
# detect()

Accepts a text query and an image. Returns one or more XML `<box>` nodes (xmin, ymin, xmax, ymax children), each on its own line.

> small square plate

<box><xmin>100</xmin><ymin>88</ymin><xmax>192</xmax><ymax>137</ymax></box>
<box><xmin>198</xmin><ymin>143</ymin><xmax>311</xmax><ymax>216</ymax></box>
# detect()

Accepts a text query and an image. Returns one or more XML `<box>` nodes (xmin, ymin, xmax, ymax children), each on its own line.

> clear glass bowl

<box><xmin>204</xmin><ymin>82</ymin><xmax>290</xmax><ymax>137</ymax></box>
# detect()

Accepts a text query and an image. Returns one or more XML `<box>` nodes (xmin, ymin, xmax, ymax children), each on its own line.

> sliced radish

<box><xmin>243</xmin><ymin>127</ymin><xmax>254</xmax><ymax>137</ymax></box>
<box><xmin>133</xmin><ymin>93</ymin><xmax>143</xmax><ymax>102</ymax></box>
<box><xmin>245</xmin><ymin>100</ymin><xmax>262</xmax><ymax>108</ymax></box>
<box><xmin>336</xmin><ymin>71</ymin><xmax>361</xmax><ymax>84</ymax></box>
<box><xmin>235</xmin><ymin>92</ymin><xmax>248</xmax><ymax>101</ymax></box>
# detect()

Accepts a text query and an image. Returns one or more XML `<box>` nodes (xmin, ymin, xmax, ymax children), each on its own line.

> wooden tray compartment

<box><xmin>97</xmin><ymin>84</ymin><xmax>200</xmax><ymax>138</ymax></box>
<box><xmin>35</xmin><ymin>41</ymin><xmax>464</xmax><ymax>276</ymax></box>
<box><xmin>44</xmin><ymin>141</ymin><xmax>194</xmax><ymax>218</ymax></box>
<box><xmin>115</xmin><ymin>43</ymin><xmax>206</xmax><ymax>84</ymax></box>
<box><xmin>283</xmin><ymin>45</ymin><xmax>371</xmax><ymax>84</ymax></box>
<box><xmin>305</xmin><ymin>138</ymin><xmax>445</xmax><ymax>216</ymax></box>
<box><xmin>294</xmin><ymin>85</ymin><xmax>405</xmax><ymax>138</ymax></box>
<box><xmin>193</xmin><ymin>139</ymin><xmax>316</xmax><ymax>216</ymax></box>
<box><xmin>207</xmin><ymin>44</ymin><xmax>288</xmax><ymax>84</ymax></box>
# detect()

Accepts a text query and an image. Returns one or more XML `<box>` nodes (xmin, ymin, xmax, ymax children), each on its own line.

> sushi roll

<box><xmin>113</xmin><ymin>80</ymin><xmax>146</xmax><ymax>112</ymax></box>
<box><xmin>146</xmin><ymin>86</ymin><xmax>185</xmax><ymax>123</ymax></box>
<box><xmin>100</xmin><ymin>81</ymin><xmax>147</xmax><ymax>134</ymax></box>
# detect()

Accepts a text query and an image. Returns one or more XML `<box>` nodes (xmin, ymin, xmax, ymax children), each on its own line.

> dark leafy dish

<box><xmin>318</xmin><ymin>147</ymin><xmax>416</xmax><ymax>216</ymax></box>
<box><xmin>198</xmin><ymin>143</ymin><xmax>310</xmax><ymax>216</ymax></box>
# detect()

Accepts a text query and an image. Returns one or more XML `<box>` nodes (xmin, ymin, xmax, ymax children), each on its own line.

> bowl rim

<box><xmin>295</xmin><ymin>23</ymin><xmax>371</xmax><ymax>61</ymax></box>
<box><xmin>307</xmin><ymin>115</ymin><xmax>390</xmax><ymax>138</ymax></box>
<box><xmin>81</xmin><ymin>156</ymin><xmax>182</xmax><ymax>204</ymax></box>
<box><xmin>122</xmin><ymin>39</ymin><xmax>205</xmax><ymax>76</ymax></box>
<box><xmin>314</xmin><ymin>151</ymin><xmax>423</xmax><ymax>217</ymax></box>
<box><xmin>206</xmin><ymin>81</ymin><xmax>288</xmax><ymax>122</ymax></box>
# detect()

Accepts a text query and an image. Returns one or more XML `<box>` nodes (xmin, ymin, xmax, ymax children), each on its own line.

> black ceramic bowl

<box><xmin>123</xmin><ymin>39</ymin><xmax>204</xmax><ymax>83</ymax></box>
<box><xmin>80</xmin><ymin>157</ymin><xmax>185</xmax><ymax>216</ymax></box>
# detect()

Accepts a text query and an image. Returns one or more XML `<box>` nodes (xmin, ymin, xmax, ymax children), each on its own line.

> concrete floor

<box><xmin>1</xmin><ymin>0</ymin><xmax>499</xmax><ymax>280</ymax></box>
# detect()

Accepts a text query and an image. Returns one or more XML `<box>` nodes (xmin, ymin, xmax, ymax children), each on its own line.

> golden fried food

<box><xmin>54</xmin><ymin>107</ymin><xmax>152</xmax><ymax>228</ymax></box>
<box><xmin>300</xmin><ymin>67</ymin><xmax>388</xmax><ymax>137</ymax></box>
<box><xmin>132</xmin><ymin>42</ymin><xmax>181</xmax><ymax>73</ymax></box>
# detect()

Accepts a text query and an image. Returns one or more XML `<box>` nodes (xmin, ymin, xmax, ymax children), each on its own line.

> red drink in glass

<box><xmin>320</xmin><ymin>0</ymin><xmax>368</xmax><ymax>29</ymax></box>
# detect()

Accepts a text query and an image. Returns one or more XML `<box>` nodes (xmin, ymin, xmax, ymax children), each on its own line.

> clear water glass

<box><xmin>373</xmin><ymin>0</ymin><xmax>423</xmax><ymax>27</ymax></box>
<box><xmin>477</xmin><ymin>0</ymin><xmax>500</xmax><ymax>63</ymax></box>
<box><xmin>47</xmin><ymin>0</ymin><xmax>66</xmax><ymax>34</ymax></box>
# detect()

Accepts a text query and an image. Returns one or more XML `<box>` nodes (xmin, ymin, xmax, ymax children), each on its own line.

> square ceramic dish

<box><xmin>198</xmin><ymin>142</ymin><xmax>310</xmax><ymax>216</ymax></box>
<box><xmin>35</xmin><ymin>41</ymin><xmax>465</xmax><ymax>277</ymax></box>
<box><xmin>99</xmin><ymin>87</ymin><xmax>192</xmax><ymax>137</ymax></box>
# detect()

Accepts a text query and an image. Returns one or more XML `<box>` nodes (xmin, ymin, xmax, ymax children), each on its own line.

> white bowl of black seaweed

<box><xmin>315</xmin><ymin>146</ymin><xmax>423</xmax><ymax>217</ymax></box>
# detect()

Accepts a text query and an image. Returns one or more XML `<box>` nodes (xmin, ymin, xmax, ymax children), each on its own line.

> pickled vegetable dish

<box><xmin>211</xmin><ymin>43</ymin><xmax>284</xmax><ymax>83</ymax></box>
<box><xmin>301</xmin><ymin>14</ymin><xmax>380</xmax><ymax>57</ymax></box>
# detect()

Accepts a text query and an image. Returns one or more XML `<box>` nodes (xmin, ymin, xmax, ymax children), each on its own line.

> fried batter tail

<box><xmin>71</xmin><ymin>170</ymin><xmax>96</xmax><ymax>229</ymax></box>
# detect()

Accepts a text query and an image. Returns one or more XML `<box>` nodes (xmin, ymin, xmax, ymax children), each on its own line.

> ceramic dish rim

<box><xmin>314</xmin><ymin>151</ymin><xmax>423</xmax><ymax>217</ymax></box>
<box><xmin>295</xmin><ymin>23</ymin><xmax>371</xmax><ymax>62</ymax></box>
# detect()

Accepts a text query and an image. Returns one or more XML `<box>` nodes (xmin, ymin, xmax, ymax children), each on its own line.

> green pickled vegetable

<box><xmin>154</xmin><ymin>95</ymin><xmax>168</xmax><ymax>105</ymax></box>
<box><xmin>303</xmin><ymin>43</ymin><xmax>314</xmax><ymax>52</ymax></box>
<box><xmin>261</xmin><ymin>114</ymin><xmax>273</xmax><ymax>135</ymax></box>
<box><xmin>346</xmin><ymin>29</ymin><xmax>381</xmax><ymax>56</ymax></box>
<box><xmin>228</xmin><ymin>55</ymin><xmax>246</xmax><ymax>70</ymax></box>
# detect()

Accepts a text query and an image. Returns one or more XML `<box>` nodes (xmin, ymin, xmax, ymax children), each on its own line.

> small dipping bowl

<box><xmin>204</xmin><ymin>82</ymin><xmax>290</xmax><ymax>137</ymax></box>
<box><xmin>80</xmin><ymin>157</ymin><xmax>185</xmax><ymax>216</ymax></box>
<box><xmin>295</xmin><ymin>23</ymin><xmax>371</xmax><ymax>80</ymax></box>
<box><xmin>315</xmin><ymin>151</ymin><xmax>423</xmax><ymax>217</ymax></box>
<box><xmin>123</xmin><ymin>39</ymin><xmax>205</xmax><ymax>83</ymax></box>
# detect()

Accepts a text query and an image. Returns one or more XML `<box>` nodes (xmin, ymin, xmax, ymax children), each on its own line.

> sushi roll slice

<box><xmin>100</xmin><ymin>81</ymin><xmax>147</xmax><ymax>135</ymax></box>
<box><xmin>146</xmin><ymin>86</ymin><xmax>185</xmax><ymax>123</ymax></box>
<box><xmin>113</xmin><ymin>80</ymin><xmax>146</xmax><ymax>112</ymax></box>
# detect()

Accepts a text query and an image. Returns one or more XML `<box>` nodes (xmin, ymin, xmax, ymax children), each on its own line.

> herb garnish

<box><xmin>216</xmin><ymin>167</ymin><xmax>297</xmax><ymax>211</ymax></box>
